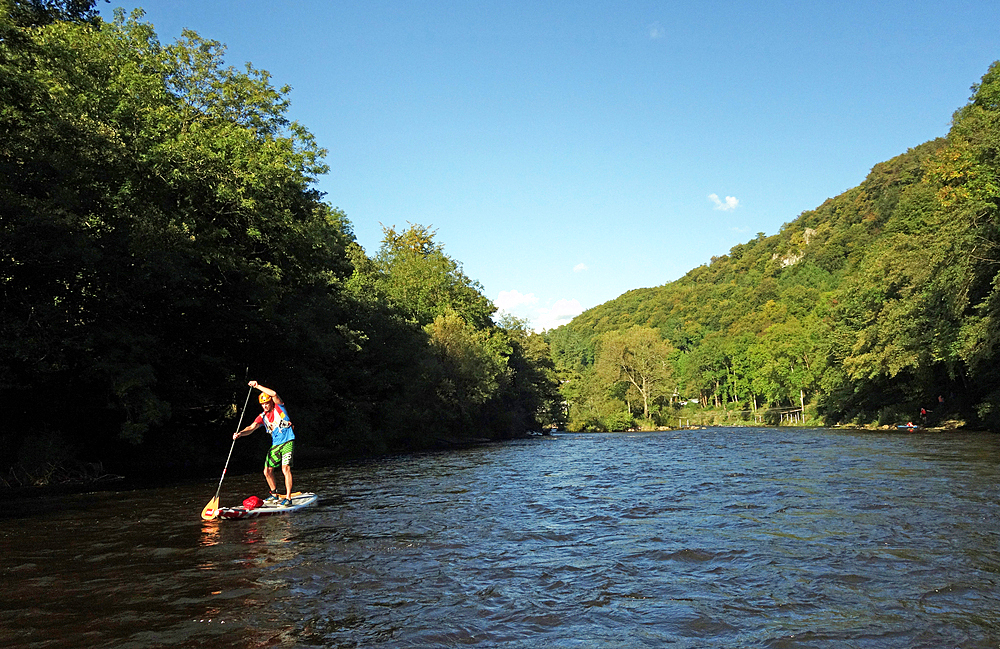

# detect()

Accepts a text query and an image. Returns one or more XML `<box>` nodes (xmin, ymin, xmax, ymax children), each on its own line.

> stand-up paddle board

<box><xmin>218</xmin><ymin>492</ymin><xmax>318</xmax><ymax>520</ymax></box>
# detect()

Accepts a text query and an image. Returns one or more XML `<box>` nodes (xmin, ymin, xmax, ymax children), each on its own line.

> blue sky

<box><xmin>100</xmin><ymin>1</ymin><xmax>1000</xmax><ymax>331</ymax></box>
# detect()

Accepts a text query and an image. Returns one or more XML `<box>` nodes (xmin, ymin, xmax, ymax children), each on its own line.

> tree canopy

<box><xmin>1</xmin><ymin>2</ymin><xmax>561</xmax><ymax>483</ymax></box>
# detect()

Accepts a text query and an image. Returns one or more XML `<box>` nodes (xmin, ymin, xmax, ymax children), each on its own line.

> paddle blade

<box><xmin>201</xmin><ymin>496</ymin><xmax>221</xmax><ymax>521</ymax></box>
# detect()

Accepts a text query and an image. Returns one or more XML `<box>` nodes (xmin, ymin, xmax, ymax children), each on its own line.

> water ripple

<box><xmin>3</xmin><ymin>428</ymin><xmax>1000</xmax><ymax>647</ymax></box>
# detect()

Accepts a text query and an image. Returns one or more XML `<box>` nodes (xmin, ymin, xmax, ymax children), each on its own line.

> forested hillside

<box><xmin>0</xmin><ymin>2</ymin><xmax>561</xmax><ymax>485</ymax></box>
<box><xmin>550</xmin><ymin>60</ymin><xmax>1000</xmax><ymax>432</ymax></box>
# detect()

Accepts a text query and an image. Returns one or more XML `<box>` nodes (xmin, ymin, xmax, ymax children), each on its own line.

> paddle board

<box><xmin>218</xmin><ymin>492</ymin><xmax>318</xmax><ymax>520</ymax></box>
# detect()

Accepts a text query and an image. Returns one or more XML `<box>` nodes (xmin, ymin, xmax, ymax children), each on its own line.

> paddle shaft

<box><xmin>210</xmin><ymin>438</ymin><xmax>236</xmax><ymax>501</ymax></box>
<box><xmin>210</xmin><ymin>386</ymin><xmax>254</xmax><ymax>502</ymax></box>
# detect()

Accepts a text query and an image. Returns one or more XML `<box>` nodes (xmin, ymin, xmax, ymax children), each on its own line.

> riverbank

<box><xmin>1</xmin><ymin>459</ymin><xmax>123</xmax><ymax>491</ymax></box>
<box><xmin>0</xmin><ymin>430</ymin><xmax>545</xmax><ymax>497</ymax></box>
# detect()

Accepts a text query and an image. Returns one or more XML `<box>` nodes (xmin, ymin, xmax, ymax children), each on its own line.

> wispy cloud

<box><xmin>648</xmin><ymin>22</ymin><xmax>664</xmax><ymax>39</ymax></box>
<box><xmin>573</xmin><ymin>263</ymin><xmax>588</xmax><ymax>273</ymax></box>
<box><xmin>709</xmin><ymin>193</ymin><xmax>739</xmax><ymax>211</ymax></box>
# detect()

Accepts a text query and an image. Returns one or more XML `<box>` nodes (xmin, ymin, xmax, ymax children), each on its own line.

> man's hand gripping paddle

<box><xmin>201</xmin><ymin>386</ymin><xmax>253</xmax><ymax>521</ymax></box>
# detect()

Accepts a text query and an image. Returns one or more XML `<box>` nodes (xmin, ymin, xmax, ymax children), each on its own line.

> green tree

<box><xmin>594</xmin><ymin>326</ymin><xmax>674</xmax><ymax>420</ymax></box>
<box><xmin>3</xmin><ymin>0</ymin><xmax>100</xmax><ymax>27</ymax></box>
<box><xmin>489</xmin><ymin>316</ymin><xmax>564</xmax><ymax>432</ymax></box>
<box><xmin>366</xmin><ymin>224</ymin><xmax>496</xmax><ymax>329</ymax></box>
<box><xmin>425</xmin><ymin>313</ymin><xmax>507</xmax><ymax>415</ymax></box>
<box><xmin>1</xmin><ymin>8</ymin><xmax>355</xmax><ymax>467</ymax></box>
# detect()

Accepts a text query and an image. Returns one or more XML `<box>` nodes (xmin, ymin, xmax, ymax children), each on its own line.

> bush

<box><xmin>603</xmin><ymin>411</ymin><xmax>635</xmax><ymax>432</ymax></box>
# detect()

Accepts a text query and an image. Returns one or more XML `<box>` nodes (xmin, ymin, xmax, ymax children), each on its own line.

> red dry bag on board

<box><xmin>243</xmin><ymin>496</ymin><xmax>263</xmax><ymax>510</ymax></box>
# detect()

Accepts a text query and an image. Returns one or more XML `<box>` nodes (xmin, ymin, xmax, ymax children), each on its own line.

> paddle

<box><xmin>201</xmin><ymin>386</ymin><xmax>254</xmax><ymax>521</ymax></box>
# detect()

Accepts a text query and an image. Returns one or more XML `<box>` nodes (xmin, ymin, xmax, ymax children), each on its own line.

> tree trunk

<box><xmin>642</xmin><ymin>376</ymin><xmax>650</xmax><ymax>419</ymax></box>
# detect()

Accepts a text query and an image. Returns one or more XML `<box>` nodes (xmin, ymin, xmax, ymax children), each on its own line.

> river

<box><xmin>3</xmin><ymin>427</ymin><xmax>1000</xmax><ymax>648</ymax></box>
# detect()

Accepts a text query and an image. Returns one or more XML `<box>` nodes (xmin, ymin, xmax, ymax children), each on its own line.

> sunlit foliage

<box><xmin>550</xmin><ymin>61</ymin><xmax>1000</xmax><ymax>431</ymax></box>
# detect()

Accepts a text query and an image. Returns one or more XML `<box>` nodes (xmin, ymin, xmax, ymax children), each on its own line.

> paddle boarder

<box><xmin>233</xmin><ymin>381</ymin><xmax>296</xmax><ymax>506</ymax></box>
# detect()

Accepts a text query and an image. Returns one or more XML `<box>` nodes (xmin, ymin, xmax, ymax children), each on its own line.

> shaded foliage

<box><xmin>0</xmin><ymin>7</ymin><xmax>559</xmax><ymax>480</ymax></box>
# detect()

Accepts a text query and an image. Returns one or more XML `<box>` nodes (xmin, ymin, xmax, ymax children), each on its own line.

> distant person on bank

<box><xmin>233</xmin><ymin>381</ymin><xmax>296</xmax><ymax>506</ymax></box>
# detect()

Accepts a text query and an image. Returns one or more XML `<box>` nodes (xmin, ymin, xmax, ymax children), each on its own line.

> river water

<box><xmin>3</xmin><ymin>427</ymin><xmax>1000</xmax><ymax>648</ymax></box>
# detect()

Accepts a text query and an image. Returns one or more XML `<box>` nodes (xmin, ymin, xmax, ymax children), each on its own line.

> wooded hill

<box><xmin>549</xmin><ymin>61</ymin><xmax>1000</xmax><ymax>432</ymax></box>
<box><xmin>1</xmin><ymin>2</ymin><xmax>561</xmax><ymax>485</ymax></box>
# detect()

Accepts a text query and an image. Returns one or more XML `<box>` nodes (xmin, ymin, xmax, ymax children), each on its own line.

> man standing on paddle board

<box><xmin>233</xmin><ymin>381</ymin><xmax>295</xmax><ymax>506</ymax></box>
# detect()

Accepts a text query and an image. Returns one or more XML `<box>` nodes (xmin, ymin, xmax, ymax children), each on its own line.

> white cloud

<box><xmin>494</xmin><ymin>291</ymin><xmax>584</xmax><ymax>333</ymax></box>
<box><xmin>573</xmin><ymin>263</ymin><xmax>588</xmax><ymax>273</ymax></box>
<box><xmin>494</xmin><ymin>289</ymin><xmax>538</xmax><ymax>312</ymax></box>
<box><xmin>533</xmin><ymin>298</ymin><xmax>584</xmax><ymax>332</ymax></box>
<box><xmin>709</xmin><ymin>193</ymin><xmax>739</xmax><ymax>211</ymax></box>
<box><xmin>648</xmin><ymin>22</ymin><xmax>664</xmax><ymax>39</ymax></box>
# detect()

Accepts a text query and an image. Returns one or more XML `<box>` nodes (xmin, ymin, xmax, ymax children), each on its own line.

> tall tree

<box><xmin>595</xmin><ymin>326</ymin><xmax>674</xmax><ymax>420</ymax></box>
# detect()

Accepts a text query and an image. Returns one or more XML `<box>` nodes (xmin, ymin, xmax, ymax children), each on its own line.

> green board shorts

<box><xmin>265</xmin><ymin>440</ymin><xmax>294</xmax><ymax>469</ymax></box>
